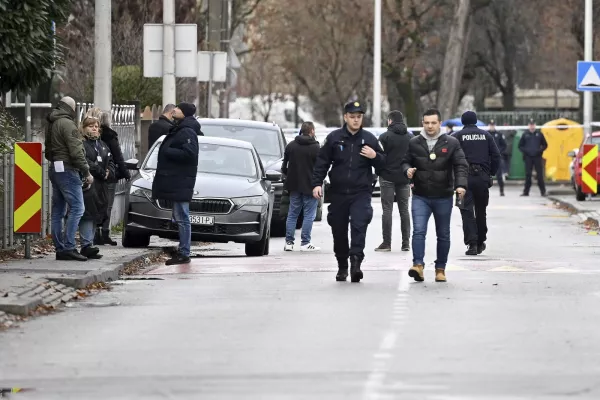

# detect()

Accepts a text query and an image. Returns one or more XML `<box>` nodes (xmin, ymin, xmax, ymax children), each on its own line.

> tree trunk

<box><xmin>502</xmin><ymin>88</ymin><xmax>516</xmax><ymax>111</ymax></box>
<box><xmin>437</xmin><ymin>0</ymin><xmax>471</xmax><ymax>120</ymax></box>
<box><xmin>386</xmin><ymin>73</ymin><xmax>419</xmax><ymax>127</ymax></box>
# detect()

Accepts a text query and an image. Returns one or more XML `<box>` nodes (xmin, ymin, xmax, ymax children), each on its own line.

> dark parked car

<box><xmin>121</xmin><ymin>136</ymin><xmax>280</xmax><ymax>256</ymax></box>
<box><xmin>197</xmin><ymin>118</ymin><xmax>323</xmax><ymax>235</ymax></box>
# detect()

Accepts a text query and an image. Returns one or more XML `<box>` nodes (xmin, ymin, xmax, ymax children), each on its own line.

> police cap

<box><xmin>344</xmin><ymin>101</ymin><xmax>365</xmax><ymax>114</ymax></box>
<box><xmin>489</xmin><ymin>119</ymin><xmax>495</xmax><ymax>125</ymax></box>
<box><xmin>529</xmin><ymin>118</ymin><xmax>535</xmax><ymax>124</ymax></box>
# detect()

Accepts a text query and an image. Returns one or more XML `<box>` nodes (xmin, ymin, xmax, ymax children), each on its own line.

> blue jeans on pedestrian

<box><xmin>79</xmin><ymin>218</ymin><xmax>95</xmax><ymax>248</ymax></box>
<box><xmin>411</xmin><ymin>195</ymin><xmax>453</xmax><ymax>269</ymax></box>
<box><xmin>50</xmin><ymin>168</ymin><xmax>85</xmax><ymax>252</ymax></box>
<box><xmin>285</xmin><ymin>192</ymin><xmax>318</xmax><ymax>246</ymax></box>
<box><xmin>172</xmin><ymin>201</ymin><xmax>191</xmax><ymax>257</ymax></box>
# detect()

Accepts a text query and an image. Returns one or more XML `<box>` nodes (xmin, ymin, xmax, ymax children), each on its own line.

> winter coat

<box><xmin>148</xmin><ymin>116</ymin><xmax>174</xmax><ymax>149</ymax></box>
<box><xmin>518</xmin><ymin>130</ymin><xmax>548</xmax><ymax>158</ymax></box>
<box><xmin>45</xmin><ymin>102</ymin><xmax>90</xmax><ymax>177</ymax></box>
<box><xmin>282</xmin><ymin>134</ymin><xmax>320</xmax><ymax>195</ymax></box>
<box><xmin>401</xmin><ymin>133</ymin><xmax>469</xmax><ymax>198</ymax></box>
<box><xmin>100</xmin><ymin>125</ymin><xmax>131</xmax><ymax>182</ymax></box>
<box><xmin>152</xmin><ymin>116</ymin><xmax>201</xmax><ymax>202</ymax></box>
<box><xmin>311</xmin><ymin>125</ymin><xmax>386</xmax><ymax>195</ymax></box>
<box><xmin>81</xmin><ymin>138</ymin><xmax>115</xmax><ymax>224</ymax></box>
<box><xmin>376</xmin><ymin>122</ymin><xmax>414</xmax><ymax>184</ymax></box>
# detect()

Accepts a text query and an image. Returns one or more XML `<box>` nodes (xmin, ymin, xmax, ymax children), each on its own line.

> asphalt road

<box><xmin>1</xmin><ymin>186</ymin><xmax>600</xmax><ymax>400</ymax></box>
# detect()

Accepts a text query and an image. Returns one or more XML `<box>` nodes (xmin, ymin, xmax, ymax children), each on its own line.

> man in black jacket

<box><xmin>375</xmin><ymin>110</ymin><xmax>413</xmax><ymax>252</ymax></box>
<box><xmin>312</xmin><ymin>101</ymin><xmax>385</xmax><ymax>283</ymax></box>
<box><xmin>454</xmin><ymin>111</ymin><xmax>501</xmax><ymax>256</ymax></box>
<box><xmin>518</xmin><ymin>119</ymin><xmax>548</xmax><ymax>196</ymax></box>
<box><xmin>402</xmin><ymin>108</ymin><xmax>469</xmax><ymax>283</ymax></box>
<box><xmin>148</xmin><ymin>104</ymin><xmax>176</xmax><ymax>149</ymax></box>
<box><xmin>488</xmin><ymin>119</ymin><xmax>507</xmax><ymax>196</ymax></box>
<box><xmin>152</xmin><ymin>102</ymin><xmax>200</xmax><ymax>265</ymax></box>
<box><xmin>282</xmin><ymin>121</ymin><xmax>321</xmax><ymax>252</ymax></box>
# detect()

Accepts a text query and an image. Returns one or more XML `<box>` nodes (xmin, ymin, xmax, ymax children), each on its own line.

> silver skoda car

<box><xmin>121</xmin><ymin>136</ymin><xmax>281</xmax><ymax>256</ymax></box>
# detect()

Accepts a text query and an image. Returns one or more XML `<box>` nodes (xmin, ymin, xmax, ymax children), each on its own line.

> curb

<box><xmin>548</xmin><ymin>196</ymin><xmax>600</xmax><ymax>226</ymax></box>
<box><xmin>0</xmin><ymin>248</ymin><xmax>165</xmax><ymax>316</ymax></box>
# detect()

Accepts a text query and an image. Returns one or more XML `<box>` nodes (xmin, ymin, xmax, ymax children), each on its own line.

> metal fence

<box><xmin>0</xmin><ymin>103</ymin><xmax>139</xmax><ymax>249</ymax></box>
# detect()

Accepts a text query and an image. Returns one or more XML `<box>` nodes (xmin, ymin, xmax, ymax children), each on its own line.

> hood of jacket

<box><xmin>173</xmin><ymin>116</ymin><xmax>201</xmax><ymax>135</ymax></box>
<box><xmin>100</xmin><ymin>125</ymin><xmax>118</xmax><ymax>142</ymax></box>
<box><xmin>294</xmin><ymin>134</ymin><xmax>318</xmax><ymax>145</ymax></box>
<box><xmin>388</xmin><ymin>122</ymin><xmax>409</xmax><ymax>135</ymax></box>
<box><xmin>48</xmin><ymin>102</ymin><xmax>76</xmax><ymax>123</ymax></box>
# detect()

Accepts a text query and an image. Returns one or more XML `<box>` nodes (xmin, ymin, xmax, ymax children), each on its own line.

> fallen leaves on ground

<box><xmin>0</xmin><ymin>237</ymin><xmax>55</xmax><ymax>262</ymax></box>
<box><xmin>552</xmin><ymin>201</ymin><xmax>578</xmax><ymax>214</ymax></box>
<box><xmin>120</xmin><ymin>252</ymin><xmax>169</xmax><ymax>276</ymax></box>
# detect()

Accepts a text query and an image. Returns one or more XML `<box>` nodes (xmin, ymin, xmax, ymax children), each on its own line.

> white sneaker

<box><xmin>300</xmin><ymin>243</ymin><xmax>320</xmax><ymax>251</ymax></box>
<box><xmin>284</xmin><ymin>242</ymin><xmax>294</xmax><ymax>251</ymax></box>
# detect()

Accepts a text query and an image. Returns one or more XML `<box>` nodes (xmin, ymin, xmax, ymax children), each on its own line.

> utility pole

<box><xmin>583</xmin><ymin>0</ymin><xmax>593</xmax><ymax>137</ymax></box>
<box><xmin>24</xmin><ymin>92</ymin><xmax>32</xmax><ymax>259</ymax></box>
<box><xmin>94</xmin><ymin>0</ymin><xmax>112</xmax><ymax>110</ymax></box>
<box><xmin>163</xmin><ymin>0</ymin><xmax>176</xmax><ymax>106</ymax></box>
<box><xmin>372</xmin><ymin>0</ymin><xmax>382</xmax><ymax>127</ymax></box>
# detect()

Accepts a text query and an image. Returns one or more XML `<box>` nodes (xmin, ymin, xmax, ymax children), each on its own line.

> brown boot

<box><xmin>435</xmin><ymin>268</ymin><xmax>446</xmax><ymax>282</ymax></box>
<box><xmin>408</xmin><ymin>264</ymin><xmax>424</xmax><ymax>282</ymax></box>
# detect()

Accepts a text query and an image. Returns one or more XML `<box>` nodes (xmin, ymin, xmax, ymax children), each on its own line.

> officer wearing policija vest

<box><xmin>311</xmin><ymin>101</ymin><xmax>385</xmax><ymax>283</ymax></box>
<box><xmin>453</xmin><ymin>111</ymin><xmax>501</xmax><ymax>256</ymax></box>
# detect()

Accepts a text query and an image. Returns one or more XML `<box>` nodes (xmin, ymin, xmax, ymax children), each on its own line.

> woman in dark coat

<box><xmin>78</xmin><ymin>116</ymin><xmax>115</xmax><ymax>259</ymax></box>
<box><xmin>97</xmin><ymin>110</ymin><xmax>130</xmax><ymax>245</ymax></box>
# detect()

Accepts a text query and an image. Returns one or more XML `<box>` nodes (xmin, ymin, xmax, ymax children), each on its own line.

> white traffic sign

<box><xmin>197</xmin><ymin>51</ymin><xmax>228</xmax><ymax>82</ymax></box>
<box><xmin>143</xmin><ymin>23</ymin><xmax>198</xmax><ymax>78</ymax></box>
<box><xmin>577</xmin><ymin>61</ymin><xmax>600</xmax><ymax>92</ymax></box>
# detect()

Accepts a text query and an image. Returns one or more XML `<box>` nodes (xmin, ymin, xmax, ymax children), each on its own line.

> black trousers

<box><xmin>495</xmin><ymin>158</ymin><xmax>505</xmax><ymax>193</ymax></box>
<box><xmin>523</xmin><ymin>156</ymin><xmax>546</xmax><ymax>195</ymax></box>
<box><xmin>327</xmin><ymin>191</ymin><xmax>373</xmax><ymax>262</ymax></box>
<box><xmin>459</xmin><ymin>173</ymin><xmax>490</xmax><ymax>246</ymax></box>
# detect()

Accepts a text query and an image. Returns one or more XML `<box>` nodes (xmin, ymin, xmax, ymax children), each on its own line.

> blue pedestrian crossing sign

<box><xmin>577</xmin><ymin>61</ymin><xmax>600</xmax><ymax>92</ymax></box>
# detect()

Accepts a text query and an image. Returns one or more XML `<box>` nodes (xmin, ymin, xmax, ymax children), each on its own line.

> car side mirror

<box><xmin>125</xmin><ymin>158</ymin><xmax>139</xmax><ymax>170</ymax></box>
<box><xmin>567</xmin><ymin>150</ymin><xmax>576</xmax><ymax>158</ymax></box>
<box><xmin>265</xmin><ymin>170</ymin><xmax>282</xmax><ymax>182</ymax></box>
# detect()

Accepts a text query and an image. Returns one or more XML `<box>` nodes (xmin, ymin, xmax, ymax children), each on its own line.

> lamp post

<box><xmin>372</xmin><ymin>0</ymin><xmax>382</xmax><ymax>127</ymax></box>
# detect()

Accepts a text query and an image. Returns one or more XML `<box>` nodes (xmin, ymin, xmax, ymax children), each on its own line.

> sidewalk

<box><xmin>0</xmin><ymin>234</ymin><xmax>167</xmax><ymax>316</ymax></box>
<box><xmin>547</xmin><ymin>188</ymin><xmax>600</xmax><ymax>228</ymax></box>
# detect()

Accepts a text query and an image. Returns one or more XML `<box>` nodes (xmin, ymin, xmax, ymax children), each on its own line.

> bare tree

<box><xmin>471</xmin><ymin>0</ymin><xmax>538</xmax><ymax>110</ymax></box>
<box><xmin>437</xmin><ymin>0</ymin><xmax>471</xmax><ymax>119</ymax></box>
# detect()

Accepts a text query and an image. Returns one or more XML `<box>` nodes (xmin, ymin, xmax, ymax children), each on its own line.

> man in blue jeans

<box><xmin>282</xmin><ymin>122</ymin><xmax>321</xmax><ymax>251</ymax></box>
<box><xmin>152</xmin><ymin>102</ymin><xmax>200</xmax><ymax>265</ymax></box>
<box><xmin>401</xmin><ymin>108</ymin><xmax>469</xmax><ymax>282</ymax></box>
<box><xmin>45</xmin><ymin>96</ymin><xmax>94</xmax><ymax>261</ymax></box>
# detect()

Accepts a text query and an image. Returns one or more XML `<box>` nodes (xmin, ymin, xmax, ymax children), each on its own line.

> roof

<box><xmin>156</xmin><ymin>134</ymin><xmax>255</xmax><ymax>149</ymax></box>
<box><xmin>197</xmin><ymin>117</ymin><xmax>281</xmax><ymax>131</ymax></box>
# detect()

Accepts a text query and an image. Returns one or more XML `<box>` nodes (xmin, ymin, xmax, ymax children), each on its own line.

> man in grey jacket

<box><xmin>375</xmin><ymin>110</ymin><xmax>413</xmax><ymax>252</ymax></box>
<box><xmin>45</xmin><ymin>96</ymin><xmax>93</xmax><ymax>261</ymax></box>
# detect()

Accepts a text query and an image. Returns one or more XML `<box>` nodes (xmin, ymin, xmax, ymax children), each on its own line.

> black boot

<box><xmin>335</xmin><ymin>258</ymin><xmax>348</xmax><ymax>282</ymax></box>
<box><xmin>465</xmin><ymin>243</ymin><xmax>478</xmax><ymax>255</ymax></box>
<box><xmin>81</xmin><ymin>246</ymin><xmax>102</xmax><ymax>259</ymax></box>
<box><xmin>94</xmin><ymin>228</ymin><xmax>104</xmax><ymax>245</ymax></box>
<box><xmin>350</xmin><ymin>255</ymin><xmax>363</xmax><ymax>283</ymax></box>
<box><xmin>477</xmin><ymin>242</ymin><xmax>486</xmax><ymax>254</ymax></box>
<box><xmin>102</xmin><ymin>229</ymin><xmax>117</xmax><ymax>246</ymax></box>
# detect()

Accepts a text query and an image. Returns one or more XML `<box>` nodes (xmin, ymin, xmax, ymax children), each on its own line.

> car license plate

<box><xmin>189</xmin><ymin>215</ymin><xmax>214</xmax><ymax>225</ymax></box>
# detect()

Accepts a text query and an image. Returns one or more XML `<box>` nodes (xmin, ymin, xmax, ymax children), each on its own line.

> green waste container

<box><xmin>508</xmin><ymin>130</ymin><xmax>526</xmax><ymax>180</ymax></box>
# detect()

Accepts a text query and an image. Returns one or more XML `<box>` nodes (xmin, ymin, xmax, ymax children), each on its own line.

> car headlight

<box><xmin>232</xmin><ymin>193</ymin><xmax>268</xmax><ymax>207</ymax></box>
<box><xmin>130</xmin><ymin>186</ymin><xmax>152</xmax><ymax>199</ymax></box>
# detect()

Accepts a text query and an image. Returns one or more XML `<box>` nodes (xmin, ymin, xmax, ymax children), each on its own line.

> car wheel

<box><xmin>315</xmin><ymin>198</ymin><xmax>323</xmax><ymax>221</ymax></box>
<box><xmin>323</xmin><ymin>183</ymin><xmax>331</xmax><ymax>203</ymax></box>
<box><xmin>122</xmin><ymin>228</ymin><xmax>151</xmax><ymax>248</ymax></box>
<box><xmin>576</xmin><ymin>184</ymin><xmax>586</xmax><ymax>201</ymax></box>
<box><xmin>245</xmin><ymin>225</ymin><xmax>270</xmax><ymax>256</ymax></box>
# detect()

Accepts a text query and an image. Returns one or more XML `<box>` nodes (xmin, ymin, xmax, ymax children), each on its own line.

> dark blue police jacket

<box><xmin>311</xmin><ymin>125</ymin><xmax>385</xmax><ymax>195</ymax></box>
<box><xmin>454</xmin><ymin>125</ymin><xmax>501</xmax><ymax>176</ymax></box>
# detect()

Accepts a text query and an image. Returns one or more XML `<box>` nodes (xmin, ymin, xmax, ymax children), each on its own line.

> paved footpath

<box><xmin>1</xmin><ymin>186</ymin><xmax>599</xmax><ymax>400</ymax></box>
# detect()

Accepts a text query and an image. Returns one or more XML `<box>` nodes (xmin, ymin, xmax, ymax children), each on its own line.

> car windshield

<box><xmin>200</xmin><ymin>124</ymin><xmax>282</xmax><ymax>158</ymax></box>
<box><xmin>592</xmin><ymin>136</ymin><xmax>600</xmax><ymax>145</ymax></box>
<box><xmin>144</xmin><ymin>143</ymin><xmax>258</xmax><ymax>178</ymax></box>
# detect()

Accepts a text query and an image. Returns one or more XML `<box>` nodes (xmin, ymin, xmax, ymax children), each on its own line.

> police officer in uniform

<box><xmin>489</xmin><ymin>120</ymin><xmax>507</xmax><ymax>196</ymax></box>
<box><xmin>518</xmin><ymin>119</ymin><xmax>548</xmax><ymax>197</ymax></box>
<box><xmin>454</xmin><ymin>111</ymin><xmax>501</xmax><ymax>255</ymax></box>
<box><xmin>311</xmin><ymin>101</ymin><xmax>386</xmax><ymax>283</ymax></box>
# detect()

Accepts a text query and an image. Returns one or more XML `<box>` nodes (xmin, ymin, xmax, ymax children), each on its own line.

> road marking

<box><xmin>488</xmin><ymin>266</ymin><xmax>526</xmax><ymax>272</ymax></box>
<box><xmin>363</xmin><ymin>272</ymin><xmax>410</xmax><ymax>400</ymax></box>
<box><xmin>543</xmin><ymin>267</ymin><xmax>579</xmax><ymax>273</ymax></box>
